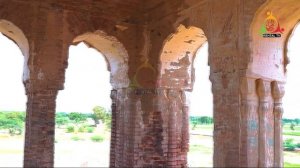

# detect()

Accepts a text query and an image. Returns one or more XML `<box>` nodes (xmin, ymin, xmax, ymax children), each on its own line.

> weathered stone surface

<box><xmin>24</xmin><ymin>89</ymin><xmax>58</xmax><ymax>167</ymax></box>
<box><xmin>0</xmin><ymin>0</ymin><xmax>297</xmax><ymax>167</ymax></box>
<box><xmin>109</xmin><ymin>88</ymin><xmax>189</xmax><ymax>167</ymax></box>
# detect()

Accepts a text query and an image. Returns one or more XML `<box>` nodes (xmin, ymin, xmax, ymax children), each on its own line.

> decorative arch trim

<box><xmin>73</xmin><ymin>30</ymin><xmax>129</xmax><ymax>89</ymax></box>
<box><xmin>0</xmin><ymin>19</ymin><xmax>29</xmax><ymax>82</ymax></box>
<box><xmin>159</xmin><ymin>24</ymin><xmax>207</xmax><ymax>89</ymax></box>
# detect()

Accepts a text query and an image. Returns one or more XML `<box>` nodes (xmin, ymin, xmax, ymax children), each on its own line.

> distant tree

<box><xmin>191</xmin><ymin>118</ymin><xmax>199</xmax><ymax>130</ymax></box>
<box><xmin>92</xmin><ymin>106</ymin><xmax>108</xmax><ymax>123</ymax></box>
<box><xmin>92</xmin><ymin>106</ymin><xmax>111</xmax><ymax>129</ymax></box>
<box><xmin>89</xmin><ymin>113</ymin><xmax>99</xmax><ymax>125</ymax></box>
<box><xmin>290</xmin><ymin>123</ymin><xmax>295</xmax><ymax>131</ymax></box>
<box><xmin>0</xmin><ymin>112</ymin><xmax>23</xmax><ymax>135</ymax></box>
<box><xmin>55</xmin><ymin>112</ymin><xmax>70</xmax><ymax>127</ymax></box>
<box><xmin>5</xmin><ymin>112</ymin><xmax>26</xmax><ymax>122</ymax></box>
<box><xmin>105</xmin><ymin>110</ymin><xmax>112</xmax><ymax>129</ymax></box>
<box><xmin>68</xmin><ymin>112</ymin><xmax>87</xmax><ymax>124</ymax></box>
<box><xmin>55</xmin><ymin>116</ymin><xmax>70</xmax><ymax>128</ymax></box>
<box><xmin>56</xmin><ymin>112</ymin><xmax>68</xmax><ymax>118</ymax></box>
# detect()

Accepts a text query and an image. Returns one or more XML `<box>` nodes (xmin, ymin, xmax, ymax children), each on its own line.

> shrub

<box><xmin>86</xmin><ymin>127</ymin><xmax>94</xmax><ymax>133</ymax></box>
<box><xmin>55</xmin><ymin>116</ymin><xmax>70</xmax><ymax>128</ymax></box>
<box><xmin>90</xmin><ymin>135</ymin><xmax>104</xmax><ymax>142</ymax></box>
<box><xmin>0</xmin><ymin>113</ymin><xmax>24</xmax><ymax>136</ymax></box>
<box><xmin>284</xmin><ymin>138</ymin><xmax>294</xmax><ymax>146</ymax></box>
<box><xmin>105</xmin><ymin>118</ymin><xmax>112</xmax><ymax>130</ymax></box>
<box><xmin>284</xmin><ymin>138</ymin><xmax>297</xmax><ymax>151</ymax></box>
<box><xmin>5</xmin><ymin>112</ymin><xmax>26</xmax><ymax>122</ymax></box>
<box><xmin>93</xmin><ymin>106</ymin><xmax>107</xmax><ymax>122</ymax></box>
<box><xmin>78</xmin><ymin>126</ymin><xmax>85</xmax><ymax>133</ymax></box>
<box><xmin>66</xmin><ymin>125</ymin><xmax>75</xmax><ymax>133</ymax></box>
<box><xmin>285</xmin><ymin>145</ymin><xmax>296</xmax><ymax>151</ymax></box>
<box><xmin>68</xmin><ymin>112</ymin><xmax>87</xmax><ymax>124</ymax></box>
<box><xmin>71</xmin><ymin>136</ymin><xmax>83</xmax><ymax>141</ymax></box>
<box><xmin>290</xmin><ymin>123</ymin><xmax>295</xmax><ymax>130</ymax></box>
<box><xmin>92</xmin><ymin>106</ymin><xmax>111</xmax><ymax>126</ymax></box>
<box><xmin>8</xmin><ymin>126</ymin><xmax>22</xmax><ymax>136</ymax></box>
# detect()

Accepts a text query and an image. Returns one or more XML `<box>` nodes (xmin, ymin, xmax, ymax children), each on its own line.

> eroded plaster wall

<box><xmin>110</xmin><ymin>88</ymin><xmax>189</xmax><ymax>167</ymax></box>
<box><xmin>148</xmin><ymin>1</ymin><xmax>268</xmax><ymax>167</ymax></box>
<box><xmin>0</xmin><ymin>0</ymin><xmax>294</xmax><ymax>167</ymax></box>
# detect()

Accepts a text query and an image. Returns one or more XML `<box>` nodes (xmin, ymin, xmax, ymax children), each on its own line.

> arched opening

<box><xmin>72</xmin><ymin>31</ymin><xmax>129</xmax><ymax>88</ymax></box>
<box><xmin>189</xmin><ymin>42</ymin><xmax>213</xmax><ymax>167</ymax></box>
<box><xmin>248</xmin><ymin>3</ymin><xmax>300</xmax><ymax>167</ymax></box>
<box><xmin>282</xmin><ymin>23</ymin><xmax>300</xmax><ymax>167</ymax></box>
<box><xmin>159</xmin><ymin>25</ymin><xmax>213</xmax><ymax>167</ymax></box>
<box><xmin>54</xmin><ymin>31</ymin><xmax>129</xmax><ymax>167</ymax></box>
<box><xmin>0</xmin><ymin>20</ymin><xmax>29</xmax><ymax>81</ymax></box>
<box><xmin>0</xmin><ymin>20</ymin><xmax>28</xmax><ymax>167</ymax></box>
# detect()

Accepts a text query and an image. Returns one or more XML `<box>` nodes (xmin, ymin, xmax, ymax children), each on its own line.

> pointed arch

<box><xmin>159</xmin><ymin>24</ymin><xmax>207</xmax><ymax>89</ymax></box>
<box><xmin>0</xmin><ymin>19</ymin><xmax>29</xmax><ymax>81</ymax></box>
<box><xmin>249</xmin><ymin>0</ymin><xmax>300</xmax><ymax>82</ymax></box>
<box><xmin>73</xmin><ymin>30</ymin><xmax>129</xmax><ymax>89</ymax></box>
<box><xmin>244</xmin><ymin>2</ymin><xmax>300</xmax><ymax>167</ymax></box>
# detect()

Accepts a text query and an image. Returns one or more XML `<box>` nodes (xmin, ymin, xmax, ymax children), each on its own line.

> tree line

<box><xmin>0</xmin><ymin>106</ymin><xmax>111</xmax><ymax>136</ymax></box>
<box><xmin>1</xmin><ymin>110</ymin><xmax>299</xmax><ymax>136</ymax></box>
<box><xmin>283</xmin><ymin>118</ymin><xmax>300</xmax><ymax>125</ymax></box>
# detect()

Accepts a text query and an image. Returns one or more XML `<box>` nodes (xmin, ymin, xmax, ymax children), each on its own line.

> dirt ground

<box><xmin>0</xmin><ymin>126</ymin><xmax>299</xmax><ymax>167</ymax></box>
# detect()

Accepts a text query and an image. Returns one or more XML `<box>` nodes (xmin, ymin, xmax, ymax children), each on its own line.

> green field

<box><xmin>0</xmin><ymin>113</ymin><xmax>300</xmax><ymax>167</ymax></box>
<box><xmin>189</xmin><ymin>124</ymin><xmax>300</xmax><ymax>167</ymax></box>
<box><xmin>284</xmin><ymin>162</ymin><xmax>300</xmax><ymax>167</ymax></box>
<box><xmin>283</xmin><ymin>125</ymin><xmax>300</xmax><ymax>136</ymax></box>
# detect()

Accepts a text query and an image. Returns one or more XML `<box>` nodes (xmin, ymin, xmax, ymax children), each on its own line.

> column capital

<box><xmin>271</xmin><ymin>81</ymin><xmax>285</xmax><ymax>101</ymax></box>
<box><xmin>272</xmin><ymin>81</ymin><xmax>285</xmax><ymax>115</ymax></box>
<box><xmin>240</xmin><ymin>77</ymin><xmax>256</xmax><ymax>98</ymax></box>
<box><xmin>257</xmin><ymin>79</ymin><xmax>271</xmax><ymax>99</ymax></box>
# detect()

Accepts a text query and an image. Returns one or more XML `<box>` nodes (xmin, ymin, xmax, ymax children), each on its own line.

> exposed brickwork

<box><xmin>24</xmin><ymin>89</ymin><xmax>58</xmax><ymax>167</ymax></box>
<box><xmin>109</xmin><ymin>89</ymin><xmax>117</xmax><ymax>167</ymax></box>
<box><xmin>109</xmin><ymin>89</ymin><xmax>189</xmax><ymax>167</ymax></box>
<box><xmin>0</xmin><ymin>0</ymin><xmax>298</xmax><ymax>167</ymax></box>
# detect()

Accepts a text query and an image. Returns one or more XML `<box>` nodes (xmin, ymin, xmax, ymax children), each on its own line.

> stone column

<box><xmin>272</xmin><ymin>81</ymin><xmax>285</xmax><ymax>167</ymax></box>
<box><xmin>180</xmin><ymin>91</ymin><xmax>190</xmax><ymax>166</ymax></box>
<box><xmin>166</xmin><ymin>89</ymin><xmax>180</xmax><ymax>167</ymax></box>
<box><xmin>240</xmin><ymin>77</ymin><xmax>259</xmax><ymax>167</ymax></box>
<box><xmin>257</xmin><ymin>80</ymin><xmax>271</xmax><ymax>167</ymax></box>
<box><xmin>23</xmin><ymin>88</ymin><xmax>58</xmax><ymax>167</ymax></box>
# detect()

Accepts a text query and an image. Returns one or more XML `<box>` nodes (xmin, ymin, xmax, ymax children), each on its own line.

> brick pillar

<box><xmin>109</xmin><ymin>89</ymin><xmax>117</xmax><ymax>167</ymax></box>
<box><xmin>24</xmin><ymin>88</ymin><xmax>58</xmax><ymax>167</ymax></box>
<box><xmin>181</xmin><ymin>91</ymin><xmax>190</xmax><ymax>165</ymax></box>
<box><xmin>272</xmin><ymin>81</ymin><xmax>285</xmax><ymax>167</ymax></box>
<box><xmin>167</xmin><ymin>90</ymin><xmax>179</xmax><ymax>167</ymax></box>
<box><xmin>109</xmin><ymin>88</ymin><xmax>190</xmax><ymax>167</ymax></box>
